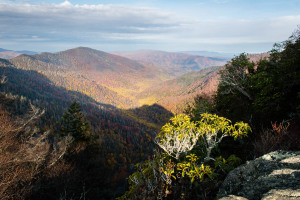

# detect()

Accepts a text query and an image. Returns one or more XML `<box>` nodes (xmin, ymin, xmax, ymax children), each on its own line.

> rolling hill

<box><xmin>8</xmin><ymin>47</ymin><xmax>169</xmax><ymax>108</ymax></box>
<box><xmin>0</xmin><ymin>52</ymin><xmax>174</xmax><ymax>198</ymax></box>
<box><xmin>113</xmin><ymin>50</ymin><xmax>229</xmax><ymax>77</ymax></box>
<box><xmin>0</xmin><ymin>48</ymin><xmax>37</xmax><ymax>59</ymax></box>
<box><xmin>2</xmin><ymin>47</ymin><xmax>267</xmax><ymax>114</ymax></box>
<box><xmin>136</xmin><ymin>65</ymin><xmax>222</xmax><ymax>113</ymax></box>
<box><xmin>5</xmin><ymin>47</ymin><xmax>226</xmax><ymax>112</ymax></box>
<box><xmin>0</xmin><ymin>46</ymin><xmax>272</xmax><ymax>199</ymax></box>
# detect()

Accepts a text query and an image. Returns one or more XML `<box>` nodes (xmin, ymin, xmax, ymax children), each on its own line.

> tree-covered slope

<box><xmin>137</xmin><ymin>65</ymin><xmax>222</xmax><ymax>113</ymax></box>
<box><xmin>9</xmin><ymin>47</ymin><xmax>169</xmax><ymax>108</ymax></box>
<box><xmin>113</xmin><ymin>50</ymin><xmax>229</xmax><ymax>77</ymax></box>
<box><xmin>0</xmin><ymin>59</ymin><xmax>173</xmax><ymax>199</ymax></box>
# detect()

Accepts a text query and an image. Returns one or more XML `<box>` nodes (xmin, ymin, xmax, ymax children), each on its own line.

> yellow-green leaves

<box><xmin>231</xmin><ymin>121</ymin><xmax>252</xmax><ymax>140</ymax></box>
<box><xmin>177</xmin><ymin>154</ymin><xmax>215</xmax><ymax>183</ymax></box>
<box><xmin>200</xmin><ymin>113</ymin><xmax>231</xmax><ymax>135</ymax></box>
<box><xmin>121</xmin><ymin>113</ymin><xmax>252</xmax><ymax>199</ymax></box>
<box><xmin>159</xmin><ymin>114</ymin><xmax>198</xmax><ymax>140</ymax></box>
<box><xmin>199</xmin><ymin>113</ymin><xmax>251</xmax><ymax>141</ymax></box>
<box><xmin>156</xmin><ymin>113</ymin><xmax>251</xmax><ymax>160</ymax></box>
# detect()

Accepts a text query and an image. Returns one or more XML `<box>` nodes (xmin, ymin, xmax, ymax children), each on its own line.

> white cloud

<box><xmin>0</xmin><ymin>1</ymin><xmax>178</xmax><ymax>34</ymax></box>
<box><xmin>172</xmin><ymin>16</ymin><xmax>300</xmax><ymax>44</ymax></box>
<box><xmin>0</xmin><ymin>1</ymin><xmax>299</xmax><ymax>53</ymax></box>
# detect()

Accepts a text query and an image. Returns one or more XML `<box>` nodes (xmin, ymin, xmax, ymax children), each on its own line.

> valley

<box><xmin>1</xmin><ymin>1</ymin><xmax>299</xmax><ymax>199</ymax></box>
<box><xmin>2</xmin><ymin>47</ymin><xmax>227</xmax><ymax>110</ymax></box>
<box><xmin>0</xmin><ymin>47</ymin><xmax>227</xmax><ymax>198</ymax></box>
<box><xmin>1</xmin><ymin>43</ymin><xmax>296</xmax><ymax>200</ymax></box>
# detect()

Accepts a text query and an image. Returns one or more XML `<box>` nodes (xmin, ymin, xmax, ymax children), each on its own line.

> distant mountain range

<box><xmin>7</xmin><ymin>47</ymin><xmax>169</xmax><ymax>108</ymax></box>
<box><xmin>0</xmin><ymin>48</ymin><xmax>38</xmax><ymax>59</ymax></box>
<box><xmin>0</xmin><ymin>47</ymin><xmax>228</xmax><ymax>111</ymax></box>
<box><xmin>0</xmin><ymin>46</ymin><xmax>271</xmax><ymax>199</ymax></box>
<box><xmin>113</xmin><ymin>50</ymin><xmax>229</xmax><ymax>77</ymax></box>
<box><xmin>180</xmin><ymin>51</ymin><xmax>236</xmax><ymax>58</ymax></box>
<box><xmin>1</xmin><ymin>47</ymin><xmax>268</xmax><ymax>113</ymax></box>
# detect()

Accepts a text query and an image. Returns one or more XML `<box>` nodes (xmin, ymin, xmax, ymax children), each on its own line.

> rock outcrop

<box><xmin>217</xmin><ymin>150</ymin><xmax>300</xmax><ymax>200</ymax></box>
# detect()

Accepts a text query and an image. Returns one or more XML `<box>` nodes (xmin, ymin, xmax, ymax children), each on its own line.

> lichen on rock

<box><xmin>217</xmin><ymin>150</ymin><xmax>300</xmax><ymax>200</ymax></box>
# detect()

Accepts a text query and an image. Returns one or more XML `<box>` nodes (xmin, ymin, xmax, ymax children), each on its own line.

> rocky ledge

<box><xmin>217</xmin><ymin>150</ymin><xmax>300</xmax><ymax>200</ymax></box>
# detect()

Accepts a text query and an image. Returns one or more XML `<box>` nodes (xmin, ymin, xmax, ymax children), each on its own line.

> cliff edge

<box><xmin>217</xmin><ymin>150</ymin><xmax>300</xmax><ymax>200</ymax></box>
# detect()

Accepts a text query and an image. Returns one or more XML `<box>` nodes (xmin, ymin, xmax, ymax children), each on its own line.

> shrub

<box><xmin>119</xmin><ymin>113</ymin><xmax>251</xmax><ymax>199</ymax></box>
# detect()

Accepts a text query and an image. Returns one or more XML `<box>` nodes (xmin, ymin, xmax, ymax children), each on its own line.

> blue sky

<box><xmin>0</xmin><ymin>0</ymin><xmax>299</xmax><ymax>53</ymax></box>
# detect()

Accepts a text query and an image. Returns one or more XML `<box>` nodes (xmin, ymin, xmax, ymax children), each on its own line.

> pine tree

<box><xmin>61</xmin><ymin>101</ymin><xmax>91</xmax><ymax>142</ymax></box>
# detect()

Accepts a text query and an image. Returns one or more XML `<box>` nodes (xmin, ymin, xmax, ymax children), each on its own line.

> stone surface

<box><xmin>217</xmin><ymin>150</ymin><xmax>300</xmax><ymax>200</ymax></box>
<box><xmin>262</xmin><ymin>189</ymin><xmax>300</xmax><ymax>200</ymax></box>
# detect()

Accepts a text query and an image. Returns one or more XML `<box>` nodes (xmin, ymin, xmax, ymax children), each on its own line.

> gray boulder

<box><xmin>217</xmin><ymin>150</ymin><xmax>300</xmax><ymax>200</ymax></box>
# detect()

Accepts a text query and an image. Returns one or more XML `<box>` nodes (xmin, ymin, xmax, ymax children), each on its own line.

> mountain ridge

<box><xmin>5</xmin><ymin>47</ymin><xmax>229</xmax><ymax>111</ymax></box>
<box><xmin>8</xmin><ymin>47</ymin><xmax>172</xmax><ymax>108</ymax></box>
<box><xmin>137</xmin><ymin>65</ymin><xmax>222</xmax><ymax>113</ymax></box>
<box><xmin>113</xmin><ymin>49</ymin><xmax>229</xmax><ymax>77</ymax></box>
<box><xmin>3</xmin><ymin>47</ymin><xmax>268</xmax><ymax>113</ymax></box>
<box><xmin>0</xmin><ymin>48</ymin><xmax>38</xmax><ymax>59</ymax></box>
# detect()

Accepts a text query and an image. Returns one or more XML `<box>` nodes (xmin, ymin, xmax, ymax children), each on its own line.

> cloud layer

<box><xmin>0</xmin><ymin>1</ymin><xmax>299</xmax><ymax>53</ymax></box>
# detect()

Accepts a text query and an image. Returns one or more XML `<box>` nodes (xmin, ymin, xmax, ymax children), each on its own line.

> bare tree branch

<box><xmin>0</xmin><ymin>75</ymin><xmax>7</xmax><ymax>86</ymax></box>
<box><xmin>155</xmin><ymin>129</ymin><xmax>201</xmax><ymax>160</ymax></box>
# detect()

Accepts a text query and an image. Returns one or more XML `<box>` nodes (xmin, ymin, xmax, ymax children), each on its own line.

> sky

<box><xmin>0</xmin><ymin>0</ymin><xmax>299</xmax><ymax>53</ymax></box>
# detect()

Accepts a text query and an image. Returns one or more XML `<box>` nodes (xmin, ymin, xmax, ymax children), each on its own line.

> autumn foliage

<box><xmin>120</xmin><ymin>114</ymin><xmax>250</xmax><ymax>199</ymax></box>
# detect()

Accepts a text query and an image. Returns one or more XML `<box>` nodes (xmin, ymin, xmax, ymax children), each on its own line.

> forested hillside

<box><xmin>1</xmin><ymin>0</ymin><xmax>299</xmax><ymax>199</ymax></box>
<box><xmin>0</xmin><ymin>59</ymin><xmax>173</xmax><ymax>199</ymax></box>
<box><xmin>1</xmin><ymin>27</ymin><xmax>299</xmax><ymax>200</ymax></box>
<box><xmin>120</xmin><ymin>29</ymin><xmax>300</xmax><ymax>200</ymax></box>
<box><xmin>8</xmin><ymin>47</ymin><xmax>171</xmax><ymax>108</ymax></box>
<box><xmin>137</xmin><ymin>66</ymin><xmax>221</xmax><ymax>113</ymax></box>
<box><xmin>113</xmin><ymin>50</ymin><xmax>229</xmax><ymax>77</ymax></box>
<box><xmin>0</xmin><ymin>46</ymin><xmax>226</xmax><ymax>199</ymax></box>
<box><xmin>1</xmin><ymin>46</ymin><xmax>225</xmax><ymax>112</ymax></box>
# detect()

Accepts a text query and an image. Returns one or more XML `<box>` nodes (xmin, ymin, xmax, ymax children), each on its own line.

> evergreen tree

<box><xmin>251</xmin><ymin>30</ymin><xmax>300</xmax><ymax>123</ymax></box>
<box><xmin>214</xmin><ymin>53</ymin><xmax>255</xmax><ymax>123</ymax></box>
<box><xmin>214</xmin><ymin>29</ymin><xmax>300</xmax><ymax>126</ymax></box>
<box><xmin>61</xmin><ymin>101</ymin><xmax>91</xmax><ymax>142</ymax></box>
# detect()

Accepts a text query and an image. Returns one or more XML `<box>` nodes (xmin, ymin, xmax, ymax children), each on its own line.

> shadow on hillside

<box><xmin>0</xmin><ymin>62</ymin><xmax>173</xmax><ymax>199</ymax></box>
<box><xmin>0</xmin><ymin>62</ymin><xmax>173</xmax><ymax>147</ymax></box>
<box><xmin>126</xmin><ymin>104</ymin><xmax>174</xmax><ymax>127</ymax></box>
<box><xmin>0</xmin><ymin>64</ymin><xmax>172</xmax><ymax>126</ymax></box>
